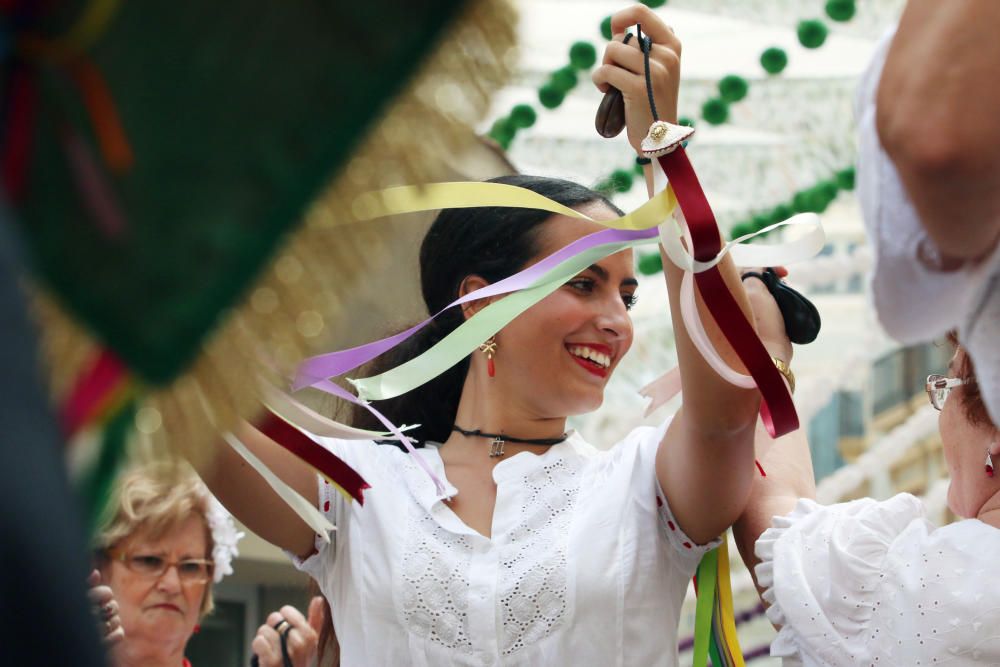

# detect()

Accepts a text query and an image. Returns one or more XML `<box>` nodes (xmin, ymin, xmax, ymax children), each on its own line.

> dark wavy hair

<box><xmin>350</xmin><ymin>174</ymin><xmax>623</xmax><ymax>444</ymax></box>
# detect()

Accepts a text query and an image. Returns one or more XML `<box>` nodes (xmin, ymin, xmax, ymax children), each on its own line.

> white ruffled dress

<box><xmin>755</xmin><ymin>494</ymin><xmax>1000</xmax><ymax>665</ymax></box>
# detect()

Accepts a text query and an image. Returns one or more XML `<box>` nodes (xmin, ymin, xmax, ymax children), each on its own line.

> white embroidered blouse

<box><xmin>755</xmin><ymin>494</ymin><xmax>1000</xmax><ymax>665</ymax></box>
<box><xmin>289</xmin><ymin>421</ymin><xmax>718</xmax><ymax>666</ymax></box>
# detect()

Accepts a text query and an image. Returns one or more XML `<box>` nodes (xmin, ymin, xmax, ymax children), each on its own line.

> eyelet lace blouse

<box><xmin>287</xmin><ymin>421</ymin><xmax>719</xmax><ymax>666</ymax></box>
<box><xmin>755</xmin><ymin>494</ymin><xmax>1000</xmax><ymax>665</ymax></box>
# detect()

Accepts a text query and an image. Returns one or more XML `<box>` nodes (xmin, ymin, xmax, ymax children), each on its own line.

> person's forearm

<box><xmin>733</xmin><ymin>420</ymin><xmax>815</xmax><ymax>595</ymax></box>
<box><xmin>660</xmin><ymin>245</ymin><xmax>760</xmax><ymax>438</ymax></box>
<box><xmin>654</xmin><ymin>243</ymin><xmax>761</xmax><ymax>545</ymax></box>
<box><xmin>876</xmin><ymin>0</ymin><xmax>1000</xmax><ymax>261</ymax></box>
<box><xmin>199</xmin><ymin>422</ymin><xmax>319</xmax><ymax>557</ymax></box>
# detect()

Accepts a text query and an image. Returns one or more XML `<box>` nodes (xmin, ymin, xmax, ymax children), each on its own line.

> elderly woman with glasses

<box><xmin>94</xmin><ymin>463</ymin><xmax>242</xmax><ymax>667</ymax></box>
<box><xmin>732</xmin><ymin>327</ymin><xmax>1000</xmax><ymax>665</ymax></box>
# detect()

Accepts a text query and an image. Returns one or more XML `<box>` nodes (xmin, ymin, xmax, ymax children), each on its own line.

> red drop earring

<box><xmin>479</xmin><ymin>336</ymin><xmax>497</xmax><ymax>378</ymax></box>
<box><xmin>987</xmin><ymin>450</ymin><xmax>995</xmax><ymax>478</ymax></box>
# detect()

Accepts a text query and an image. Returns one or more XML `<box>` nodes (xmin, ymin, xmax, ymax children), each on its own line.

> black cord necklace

<box><xmin>451</xmin><ymin>425</ymin><xmax>569</xmax><ymax>458</ymax></box>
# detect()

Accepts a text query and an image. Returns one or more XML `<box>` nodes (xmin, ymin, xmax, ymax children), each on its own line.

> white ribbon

<box><xmin>640</xmin><ymin>152</ymin><xmax>825</xmax><ymax>408</ymax></box>
<box><xmin>222</xmin><ymin>432</ymin><xmax>335</xmax><ymax>542</ymax></box>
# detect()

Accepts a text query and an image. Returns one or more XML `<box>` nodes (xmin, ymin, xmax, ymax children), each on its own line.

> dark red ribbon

<box><xmin>658</xmin><ymin>148</ymin><xmax>798</xmax><ymax>437</ymax></box>
<box><xmin>256</xmin><ymin>411</ymin><xmax>370</xmax><ymax>505</ymax></box>
<box><xmin>59</xmin><ymin>348</ymin><xmax>128</xmax><ymax>438</ymax></box>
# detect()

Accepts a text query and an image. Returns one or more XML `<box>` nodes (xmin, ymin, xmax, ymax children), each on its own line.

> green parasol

<box><xmin>2</xmin><ymin>0</ymin><xmax>515</xmax><ymax>505</ymax></box>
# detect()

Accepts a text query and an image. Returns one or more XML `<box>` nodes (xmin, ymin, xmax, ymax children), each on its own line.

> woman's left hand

<box><xmin>252</xmin><ymin>599</ymin><xmax>324</xmax><ymax>667</ymax></box>
<box><xmin>742</xmin><ymin>268</ymin><xmax>793</xmax><ymax>366</ymax></box>
<box><xmin>592</xmin><ymin>4</ymin><xmax>681</xmax><ymax>154</ymax></box>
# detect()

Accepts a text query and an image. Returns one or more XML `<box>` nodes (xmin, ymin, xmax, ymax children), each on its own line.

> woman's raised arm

<box><xmin>199</xmin><ymin>423</ymin><xmax>319</xmax><ymax>558</ymax></box>
<box><xmin>594</xmin><ymin>5</ymin><xmax>769</xmax><ymax>544</ymax></box>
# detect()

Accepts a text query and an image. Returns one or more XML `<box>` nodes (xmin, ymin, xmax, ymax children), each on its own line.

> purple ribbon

<box><xmin>293</xmin><ymin>226</ymin><xmax>657</xmax><ymax>391</ymax></box>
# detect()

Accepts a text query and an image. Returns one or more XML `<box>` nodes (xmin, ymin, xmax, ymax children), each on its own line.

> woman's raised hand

<box><xmin>252</xmin><ymin>597</ymin><xmax>325</xmax><ymax>667</ymax></box>
<box><xmin>592</xmin><ymin>4</ymin><xmax>681</xmax><ymax>154</ymax></box>
<box><xmin>741</xmin><ymin>268</ymin><xmax>794</xmax><ymax>367</ymax></box>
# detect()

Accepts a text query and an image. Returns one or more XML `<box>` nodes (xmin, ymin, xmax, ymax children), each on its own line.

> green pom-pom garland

<box><xmin>835</xmin><ymin>166</ymin><xmax>856</xmax><ymax>191</ymax></box>
<box><xmin>509</xmin><ymin>104</ymin><xmax>537</xmax><ymax>129</ymax></box>
<box><xmin>792</xmin><ymin>187</ymin><xmax>832</xmax><ymax>214</ymax></box>
<box><xmin>610</xmin><ymin>169</ymin><xmax>634</xmax><ymax>193</ymax></box>
<box><xmin>600</xmin><ymin>16</ymin><xmax>613</xmax><ymax>41</ymax></box>
<box><xmin>718</xmin><ymin>74</ymin><xmax>749</xmax><ymax>103</ymax></box>
<box><xmin>637</xmin><ymin>252</ymin><xmax>663</xmax><ymax>275</ymax></box>
<box><xmin>729</xmin><ymin>222</ymin><xmax>755</xmax><ymax>240</ymax></box>
<box><xmin>569</xmin><ymin>41</ymin><xmax>597</xmax><ymax>70</ymax></box>
<box><xmin>750</xmin><ymin>214</ymin><xmax>772</xmax><ymax>232</ymax></box>
<box><xmin>760</xmin><ymin>47</ymin><xmax>788</xmax><ymax>75</ymax></box>
<box><xmin>538</xmin><ymin>84</ymin><xmax>565</xmax><ymax>109</ymax></box>
<box><xmin>701</xmin><ymin>97</ymin><xmax>729</xmax><ymax>125</ymax></box>
<box><xmin>825</xmin><ymin>0</ymin><xmax>856</xmax><ymax>22</ymax></box>
<box><xmin>818</xmin><ymin>179</ymin><xmax>839</xmax><ymax>203</ymax></box>
<box><xmin>797</xmin><ymin>20</ymin><xmax>828</xmax><ymax>49</ymax></box>
<box><xmin>550</xmin><ymin>66</ymin><xmax>578</xmax><ymax>93</ymax></box>
<box><xmin>772</xmin><ymin>203</ymin><xmax>794</xmax><ymax>223</ymax></box>
<box><xmin>489</xmin><ymin>117</ymin><xmax>516</xmax><ymax>144</ymax></box>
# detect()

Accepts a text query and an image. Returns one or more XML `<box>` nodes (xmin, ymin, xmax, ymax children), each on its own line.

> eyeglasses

<box><xmin>925</xmin><ymin>374</ymin><xmax>966</xmax><ymax>411</ymax></box>
<box><xmin>108</xmin><ymin>551</ymin><xmax>214</xmax><ymax>584</ymax></box>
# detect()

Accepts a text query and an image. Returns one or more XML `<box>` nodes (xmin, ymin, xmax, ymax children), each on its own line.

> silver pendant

<box><xmin>489</xmin><ymin>436</ymin><xmax>505</xmax><ymax>458</ymax></box>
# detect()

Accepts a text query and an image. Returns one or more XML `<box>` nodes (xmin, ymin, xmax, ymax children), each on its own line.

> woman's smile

<box><xmin>566</xmin><ymin>343</ymin><xmax>614</xmax><ymax>378</ymax></box>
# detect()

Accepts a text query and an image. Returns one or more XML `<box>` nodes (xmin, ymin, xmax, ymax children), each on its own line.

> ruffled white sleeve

<box><xmin>754</xmin><ymin>494</ymin><xmax>927</xmax><ymax>666</ymax></box>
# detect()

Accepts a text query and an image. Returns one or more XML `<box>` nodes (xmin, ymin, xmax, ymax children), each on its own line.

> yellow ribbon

<box><xmin>351</xmin><ymin>181</ymin><xmax>679</xmax><ymax>231</ymax></box>
<box><xmin>717</xmin><ymin>533</ymin><xmax>746</xmax><ymax>666</ymax></box>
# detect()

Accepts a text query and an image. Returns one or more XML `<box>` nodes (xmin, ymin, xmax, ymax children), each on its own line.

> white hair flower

<box><xmin>204</xmin><ymin>494</ymin><xmax>244</xmax><ymax>583</ymax></box>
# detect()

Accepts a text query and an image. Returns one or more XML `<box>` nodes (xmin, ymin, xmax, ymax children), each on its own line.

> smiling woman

<box><xmin>345</xmin><ymin>176</ymin><xmax>633</xmax><ymax>446</ymax></box>
<box><xmin>199</xmin><ymin>6</ymin><xmax>781</xmax><ymax>665</ymax></box>
<box><xmin>94</xmin><ymin>463</ymin><xmax>241</xmax><ymax>667</ymax></box>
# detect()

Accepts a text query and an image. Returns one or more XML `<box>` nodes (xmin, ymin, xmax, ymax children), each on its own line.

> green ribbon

<box><xmin>692</xmin><ymin>546</ymin><xmax>720</xmax><ymax>667</ymax></box>
<box><xmin>83</xmin><ymin>399</ymin><xmax>137</xmax><ymax>536</ymax></box>
<box><xmin>349</xmin><ymin>236</ymin><xmax>652</xmax><ymax>401</ymax></box>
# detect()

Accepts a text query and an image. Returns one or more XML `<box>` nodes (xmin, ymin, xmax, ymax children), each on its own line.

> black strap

<box><xmin>451</xmin><ymin>425</ymin><xmax>568</xmax><ymax>446</ymax></box>
<box><xmin>636</xmin><ymin>24</ymin><xmax>659</xmax><ymax>122</ymax></box>
<box><xmin>279</xmin><ymin>626</ymin><xmax>293</xmax><ymax>667</ymax></box>
<box><xmin>249</xmin><ymin>620</ymin><xmax>294</xmax><ymax>667</ymax></box>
